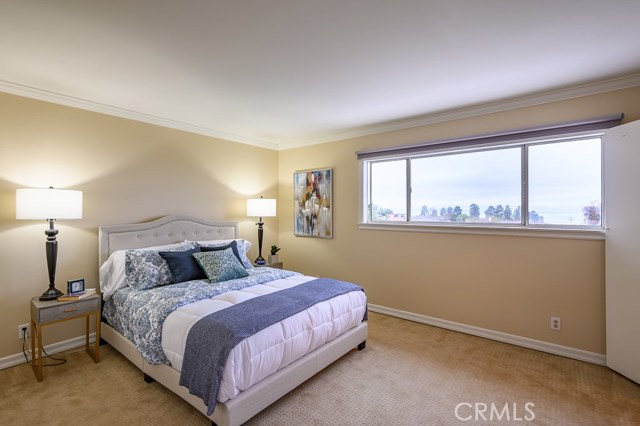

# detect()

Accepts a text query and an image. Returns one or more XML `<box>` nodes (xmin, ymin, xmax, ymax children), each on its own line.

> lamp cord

<box><xmin>22</xmin><ymin>328</ymin><xmax>67</xmax><ymax>366</ymax></box>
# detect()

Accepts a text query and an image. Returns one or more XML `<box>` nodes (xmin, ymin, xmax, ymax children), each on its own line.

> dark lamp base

<box><xmin>39</xmin><ymin>286</ymin><xmax>64</xmax><ymax>301</ymax></box>
<box><xmin>254</xmin><ymin>256</ymin><xmax>266</xmax><ymax>265</ymax></box>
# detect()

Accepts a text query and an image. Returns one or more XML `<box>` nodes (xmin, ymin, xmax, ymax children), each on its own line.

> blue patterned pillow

<box><xmin>126</xmin><ymin>241</ymin><xmax>198</xmax><ymax>290</ymax></box>
<box><xmin>195</xmin><ymin>239</ymin><xmax>254</xmax><ymax>269</ymax></box>
<box><xmin>192</xmin><ymin>248</ymin><xmax>249</xmax><ymax>283</ymax></box>
<box><xmin>200</xmin><ymin>241</ymin><xmax>244</xmax><ymax>266</ymax></box>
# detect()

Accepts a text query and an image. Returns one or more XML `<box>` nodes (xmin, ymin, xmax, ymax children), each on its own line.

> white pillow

<box><xmin>191</xmin><ymin>239</ymin><xmax>254</xmax><ymax>269</ymax></box>
<box><xmin>99</xmin><ymin>241</ymin><xmax>191</xmax><ymax>300</ymax></box>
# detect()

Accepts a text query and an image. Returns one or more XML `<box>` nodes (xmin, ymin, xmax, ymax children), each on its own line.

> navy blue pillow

<box><xmin>200</xmin><ymin>241</ymin><xmax>245</xmax><ymax>267</ymax></box>
<box><xmin>159</xmin><ymin>247</ymin><xmax>206</xmax><ymax>283</ymax></box>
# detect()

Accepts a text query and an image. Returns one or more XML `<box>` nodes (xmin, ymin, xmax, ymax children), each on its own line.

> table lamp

<box><xmin>246</xmin><ymin>196</ymin><xmax>276</xmax><ymax>265</ymax></box>
<box><xmin>16</xmin><ymin>187</ymin><xmax>83</xmax><ymax>300</ymax></box>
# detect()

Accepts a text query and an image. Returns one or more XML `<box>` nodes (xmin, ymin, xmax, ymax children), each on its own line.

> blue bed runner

<box><xmin>179</xmin><ymin>278</ymin><xmax>366</xmax><ymax>415</ymax></box>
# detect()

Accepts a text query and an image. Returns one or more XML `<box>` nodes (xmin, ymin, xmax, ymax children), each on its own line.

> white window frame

<box><xmin>357</xmin><ymin>121</ymin><xmax>618</xmax><ymax>240</ymax></box>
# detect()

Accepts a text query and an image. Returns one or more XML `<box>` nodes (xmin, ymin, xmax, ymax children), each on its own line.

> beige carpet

<box><xmin>1</xmin><ymin>312</ymin><xmax>639</xmax><ymax>425</ymax></box>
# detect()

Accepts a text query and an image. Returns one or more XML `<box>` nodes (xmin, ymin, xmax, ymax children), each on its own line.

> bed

<box><xmin>98</xmin><ymin>215</ymin><xmax>368</xmax><ymax>426</ymax></box>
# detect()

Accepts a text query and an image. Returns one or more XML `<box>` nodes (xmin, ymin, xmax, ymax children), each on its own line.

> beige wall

<box><xmin>1</xmin><ymin>85</ymin><xmax>638</xmax><ymax>361</ymax></box>
<box><xmin>278</xmin><ymin>86</ymin><xmax>640</xmax><ymax>355</ymax></box>
<box><xmin>0</xmin><ymin>92</ymin><xmax>279</xmax><ymax>358</ymax></box>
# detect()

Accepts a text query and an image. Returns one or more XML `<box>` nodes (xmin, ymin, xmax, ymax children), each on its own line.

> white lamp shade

<box><xmin>16</xmin><ymin>188</ymin><xmax>83</xmax><ymax>220</ymax></box>
<box><xmin>247</xmin><ymin>198</ymin><xmax>276</xmax><ymax>217</ymax></box>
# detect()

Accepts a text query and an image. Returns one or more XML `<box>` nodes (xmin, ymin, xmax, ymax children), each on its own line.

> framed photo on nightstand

<box><xmin>67</xmin><ymin>278</ymin><xmax>85</xmax><ymax>295</ymax></box>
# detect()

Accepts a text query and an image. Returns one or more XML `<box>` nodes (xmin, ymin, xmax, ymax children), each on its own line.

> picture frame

<box><xmin>294</xmin><ymin>168</ymin><xmax>333</xmax><ymax>238</ymax></box>
<box><xmin>67</xmin><ymin>278</ymin><xmax>85</xmax><ymax>294</ymax></box>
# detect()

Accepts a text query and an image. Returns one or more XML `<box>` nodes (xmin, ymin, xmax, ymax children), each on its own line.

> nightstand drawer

<box><xmin>32</xmin><ymin>295</ymin><xmax>100</xmax><ymax>324</ymax></box>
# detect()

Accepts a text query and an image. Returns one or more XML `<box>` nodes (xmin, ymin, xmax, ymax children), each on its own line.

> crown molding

<box><xmin>0</xmin><ymin>79</ymin><xmax>278</xmax><ymax>150</ymax></box>
<box><xmin>278</xmin><ymin>72</ymin><xmax>640</xmax><ymax>150</ymax></box>
<box><xmin>2</xmin><ymin>73</ymin><xmax>639</xmax><ymax>152</ymax></box>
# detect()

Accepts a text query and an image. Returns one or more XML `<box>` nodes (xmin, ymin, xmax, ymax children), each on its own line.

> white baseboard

<box><xmin>368</xmin><ymin>304</ymin><xmax>606</xmax><ymax>365</ymax></box>
<box><xmin>2</xmin><ymin>308</ymin><xmax>606</xmax><ymax>370</ymax></box>
<box><xmin>0</xmin><ymin>333</ymin><xmax>96</xmax><ymax>370</ymax></box>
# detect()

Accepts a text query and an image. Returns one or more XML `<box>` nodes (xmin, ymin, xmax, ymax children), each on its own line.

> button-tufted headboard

<box><xmin>98</xmin><ymin>215</ymin><xmax>238</xmax><ymax>265</ymax></box>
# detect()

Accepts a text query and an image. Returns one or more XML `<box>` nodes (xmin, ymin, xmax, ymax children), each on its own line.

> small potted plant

<box><xmin>269</xmin><ymin>245</ymin><xmax>281</xmax><ymax>264</ymax></box>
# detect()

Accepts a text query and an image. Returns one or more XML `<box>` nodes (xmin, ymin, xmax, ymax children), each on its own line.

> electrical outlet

<box><xmin>550</xmin><ymin>317</ymin><xmax>561</xmax><ymax>331</ymax></box>
<box><xmin>18</xmin><ymin>323</ymin><xmax>29</xmax><ymax>339</ymax></box>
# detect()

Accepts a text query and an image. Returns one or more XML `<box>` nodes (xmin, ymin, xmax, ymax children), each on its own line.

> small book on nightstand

<box><xmin>57</xmin><ymin>288</ymin><xmax>96</xmax><ymax>302</ymax></box>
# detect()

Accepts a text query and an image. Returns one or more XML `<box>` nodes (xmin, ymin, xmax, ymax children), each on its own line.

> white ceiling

<box><xmin>2</xmin><ymin>1</ymin><xmax>640</xmax><ymax>150</ymax></box>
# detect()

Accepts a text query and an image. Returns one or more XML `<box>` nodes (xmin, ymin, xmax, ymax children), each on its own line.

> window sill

<box><xmin>358</xmin><ymin>222</ymin><xmax>605</xmax><ymax>240</ymax></box>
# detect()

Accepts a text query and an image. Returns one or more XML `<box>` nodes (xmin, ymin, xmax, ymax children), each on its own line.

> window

<box><xmin>528</xmin><ymin>138</ymin><xmax>602</xmax><ymax>226</ymax></box>
<box><xmin>358</xmin><ymin>115</ymin><xmax>622</xmax><ymax>232</ymax></box>
<box><xmin>410</xmin><ymin>147</ymin><xmax>521</xmax><ymax>224</ymax></box>
<box><xmin>370</xmin><ymin>160</ymin><xmax>407</xmax><ymax>221</ymax></box>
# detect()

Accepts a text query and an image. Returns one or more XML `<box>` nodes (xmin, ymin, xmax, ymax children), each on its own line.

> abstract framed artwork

<box><xmin>294</xmin><ymin>168</ymin><xmax>333</xmax><ymax>238</ymax></box>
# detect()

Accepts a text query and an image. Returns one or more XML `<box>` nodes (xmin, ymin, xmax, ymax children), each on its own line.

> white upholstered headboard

<box><xmin>98</xmin><ymin>215</ymin><xmax>238</xmax><ymax>265</ymax></box>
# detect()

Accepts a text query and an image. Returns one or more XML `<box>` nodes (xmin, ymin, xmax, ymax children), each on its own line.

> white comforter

<box><xmin>161</xmin><ymin>275</ymin><xmax>367</xmax><ymax>402</ymax></box>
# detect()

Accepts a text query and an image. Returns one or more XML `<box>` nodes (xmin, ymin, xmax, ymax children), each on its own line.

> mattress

<box><xmin>162</xmin><ymin>274</ymin><xmax>367</xmax><ymax>402</ymax></box>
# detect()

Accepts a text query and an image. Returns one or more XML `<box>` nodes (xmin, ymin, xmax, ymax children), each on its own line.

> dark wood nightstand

<box><xmin>30</xmin><ymin>294</ymin><xmax>101</xmax><ymax>381</ymax></box>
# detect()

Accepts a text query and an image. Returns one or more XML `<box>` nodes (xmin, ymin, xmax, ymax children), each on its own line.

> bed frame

<box><xmin>98</xmin><ymin>215</ymin><xmax>368</xmax><ymax>426</ymax></box>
